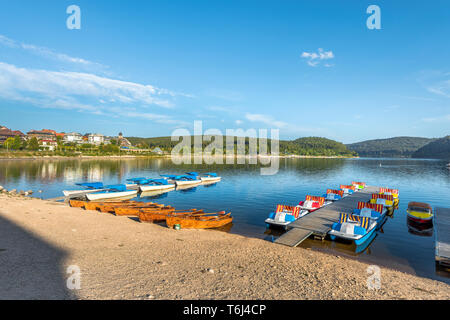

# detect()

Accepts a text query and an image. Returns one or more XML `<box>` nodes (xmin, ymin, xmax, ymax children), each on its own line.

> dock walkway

<box><xmin>275</xmin><ymin>186</ymin><xmax>379</xmax><ymax>247</ymax></box>
<box><xmin>435</xmin><ymin>207</ymin><xmax>450</xmax><ymax>267</ymax></box>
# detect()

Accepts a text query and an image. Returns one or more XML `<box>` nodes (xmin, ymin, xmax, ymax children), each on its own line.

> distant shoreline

<box><xmin>0</xmin><ymin>154</ymin><xmax>358</xmax><ymax>161</ymax></box>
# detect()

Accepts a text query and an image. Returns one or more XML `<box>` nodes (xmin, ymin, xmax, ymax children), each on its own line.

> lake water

<box><xmin>1</xmin><ymin>157</ymin><xmax>449</xmax><ymax>283</ymax></box>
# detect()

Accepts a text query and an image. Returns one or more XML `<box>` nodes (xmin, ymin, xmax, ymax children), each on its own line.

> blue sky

<box><xmin>0</xmin><ymin>0</ymin><xmax>449</xmax><ymax>143</ymax></box>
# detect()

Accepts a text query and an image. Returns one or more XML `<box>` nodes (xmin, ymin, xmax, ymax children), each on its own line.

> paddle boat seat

<box><xmin>298</xmin><ymin>200</ymin><xmax>321</xmax><ymax>211</ymax></box>
<box><xmin>352</xmin><ymin>208</ymin><xmax>382</xmax><ymax>220</ymax></box>
<box><xmin>265</xmin><ymin>205</ymin><xmax>307</xmax><ymax>229</ymax></box>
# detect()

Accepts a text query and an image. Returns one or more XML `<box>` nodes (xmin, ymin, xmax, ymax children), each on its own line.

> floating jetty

<box><xmin>275</xmin><ymin>186</ymin><xmax>380</xmax><ymax>247</ymax></box>
<box><xmin>435</xmin><ymin>207</ymin><xmax>450</xmax><ymax>267</ymax></box>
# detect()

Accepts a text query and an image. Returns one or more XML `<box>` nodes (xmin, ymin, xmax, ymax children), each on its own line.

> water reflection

<box><xmin>0</xmin><ymin>157</ymin><xmax>449</xmax><ymax>283</ymax></box>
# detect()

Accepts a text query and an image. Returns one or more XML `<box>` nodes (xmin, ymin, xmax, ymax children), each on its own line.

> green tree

<box><xmin>27</xmin><ymin>137</ymin><xmax>40</xmax><ymax>151</ymax></box>
<box><xmin>12</xmin><ymin>136</ymin><xmax>22</xmax><ymax>150</ymax></box>
<box><xmin>4</xmin><ymin>137</ymin><xmax>14</xmax><ymax>150</ymax></box>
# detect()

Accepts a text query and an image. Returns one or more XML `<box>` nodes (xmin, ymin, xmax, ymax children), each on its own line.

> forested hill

<box><xmin>346</xmin><ymin>137</ymin><xmax>435</xmax><ymax>158</ymax></box>
<box><xmin>126</xmin><ymin>136</ymin><xmax>356</xmax><ymax>157</ymax></box>
<box><xmin>412</xmin><ymin>136</ymin><xmax>450</xmax><ymax>159</ymax></box>
<box><xmin>282</xmin><ymin>137</ymin><xmax>356</xmax><ymax>156</ymax></box>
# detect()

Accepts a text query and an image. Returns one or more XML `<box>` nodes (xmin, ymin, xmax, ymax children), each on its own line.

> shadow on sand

<box><xmin>0</xmin><ymin>214</ymin><xmax>75</xmax><ymax>299</ymax></box>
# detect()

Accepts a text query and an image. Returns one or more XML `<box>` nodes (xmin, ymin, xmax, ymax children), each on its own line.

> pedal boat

<box><xmin>329</xmin><ymin>213</ymin><xmax>377</xmax><ymax>246</ymax></box>
<box><xmin>63</xmin><ymin>182</ymin><xmax>106</xmax><ymax>197</ymax></box>
<box><xmin>351</xmin><ymin>202</ymin><xmax>387</xmax><ymax>229</ymax></box>
<box><xmin>127</xmin><ymin>178</ymin><xmax>175</xmax><ymax>192</ymax></box>
<box><xmin>161</xmin><ymin>174</ymin><xmax>202</xmax><ymax>186</ymax></box>
<box><xmin>85</xmin><ymin>184</ymin><xmax>138</xmax><ymax>201</ymax></box>
<box><xmin>323</xmin><ymin>189</ymin><xmax>344</xmax><ymax>204</ymax></box>
<box><xmin>352</xmin><ymin>181</ymin><xmax>366</xmax><ymax>190</ymax></box>
<box><xmin>406</xmin><ymin>202</ymin><xmax>433</xmax><ymax>224</ymax></box>
<box><xmin>370</xmin><ymin>194</ymin><xmax>395</xmax><ymax>208</ymax></box>
<box><xmin>379</xmin><ymin>187</ymin><xmax>399</xmax><ymax>199</ymax></box>
<box><xmin>340</xmin><ymin>185</ymin><xmax>356</xmax><ymax>196</ymax></box>
<box><xmin>265</xmin><ymin>205</ymin><xmax>308</xmax><ymax>229</ymax></box>
<box><xmin>298</xmin><ymin>196</ymin><xmax>326</xmax><ymax>211</ymax></box>
<box><xmin>200</xmin><ymin>172</ymin><xmax>222</xmax><ymax>183</ymax></box>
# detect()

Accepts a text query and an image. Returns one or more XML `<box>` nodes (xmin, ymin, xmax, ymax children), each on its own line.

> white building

<box><xmin>64</xmin><ymin>132</ymin><xmax>83</xmax><ymax>144</ymax></box>
<box><xmin>88</xmin><ymin>133</ymin><xmax>105</xmax><ymax>145</ymax></box>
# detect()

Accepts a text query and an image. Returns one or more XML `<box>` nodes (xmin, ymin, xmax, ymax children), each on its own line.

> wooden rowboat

<box><xmin>96</xmin><ymin>202</ymin><xmax>165</xmax><ymax>214</ymax></box>
<box><xmin>84</xmin><ymin>201</ymin><xmax>157</xmax><ymax>211</ymax></box>
<box><xmin>139</xmin><ymin>209</ymin><xmax>204</xmax><ymax>223</ymax></box>
<box><xmin>114</xmin><ymin>205</ymin><xmax>173</xmax><ymax>216</ymax></box>
<box><xmin>69</xmin><ymin>200</ymin><xmax>87</xmax><ymax>208</ymax></box>
<box><xmin>166</xmin><ymin>211</ymin><xmax>232</xmax><ymax>229</ymax></box>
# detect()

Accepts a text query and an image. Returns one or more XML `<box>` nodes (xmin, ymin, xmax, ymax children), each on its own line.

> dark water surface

<box><xmin>1</xmin><ymin>157</ymin><xmax>449</xmax><ymax>283</ymax></box>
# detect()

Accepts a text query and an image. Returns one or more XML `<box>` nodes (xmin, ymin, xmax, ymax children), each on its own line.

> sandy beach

<box><xmin>0</xmin><ymin>193</ymin><xmax>449</xmax><ymax>300</ymax></box>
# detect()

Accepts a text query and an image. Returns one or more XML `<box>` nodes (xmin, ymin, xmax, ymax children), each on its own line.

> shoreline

<box><xmin>0</xmin><ymin>154</ymin><xmax>358</xmax><ymax>161</ymax></box>
<box><xmin>0</xmin><ymin>193</ymin><xmax>449</xmax><ymax>300</ymax></box>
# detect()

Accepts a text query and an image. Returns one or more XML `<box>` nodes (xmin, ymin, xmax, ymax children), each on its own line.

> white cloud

<box><xmin>235</xmin><ymin>120</ymin><xmax>243</xmax><ymax>125</ymax></box>
<box><xmin>0</xmin><ymin>62</ymin><xmax>189</xmax><ymax>126</ymax></box>
<box><xmin>0</xmin><ymin>34</ymin><xmax>105</xmax><ymax>69</ymax></box>
<box><xmin>422</xmin><ymin>114</ymin><xmax>450</xmax><ymax>122</ymax></box>
<box><xmin>301</xmin><ymin>48</ymin><xmax>334</xmax><ymax>67</ymax></box>
<box><xmin>245</xmin><ymin>113</ymin><xmax>288</xmax><ymax>128</ymax></box>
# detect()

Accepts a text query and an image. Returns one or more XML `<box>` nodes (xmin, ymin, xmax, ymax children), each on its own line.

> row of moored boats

<box><xmin>62</xmin><ymin>172</ymin><xmax>221</xmax><ymax>201</ymax></box>
<box><xmin>265</xmin><ymin>182</ymin><xmax>400</xmax><ymax>246</ymax></box>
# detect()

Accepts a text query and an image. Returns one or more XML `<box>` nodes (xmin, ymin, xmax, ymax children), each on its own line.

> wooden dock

<box><xmin>275</xmin><ymin>186</ymin><xmax>379</xmax><ymax>247</ymax></box>
<box><xmin>435</xmin><ymin>207</ymin><xmax>450</xmax><ymax>267</ymax></box>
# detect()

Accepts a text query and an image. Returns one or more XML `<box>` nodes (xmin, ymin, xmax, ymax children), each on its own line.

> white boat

<box><xmin>63</xmin><ymin>182</ymin><xmax>105</xmax><ymax>197</ymax></box>
<box><xmin>200</xmin><ymin>172</ymin><xmax>221</xmax><ymax>183</ymax></box>
<box><xmin>265</xmin><ymin>205</ymin><xmax>309</xmax><ymax>229</ymax></box>
<box><xmin>175</xmin><ymin>179</ymin><xmax>202</xmax><ymax>186</ymax></box>
<box><xmin>140</xmin><ymin>183</ymin><xmax>175</xmax><ymax>192</ymax></box>
<box><xmin>85</xmin><ymin>184</ymin><xmax>138</xmax><ymax>201</ymax></box>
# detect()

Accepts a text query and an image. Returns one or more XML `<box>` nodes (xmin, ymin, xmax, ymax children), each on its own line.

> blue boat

<box><xmin>328</xmin><ymin>213</ymin><xmax>377</xmax><ymax>246</ymax></box>
<box><xmin>161</xmin><ymin>174</ymin><xmax>202</xmax><ymax>186</ymax></box>
<box><xmin>63</xmin><ymin>182</ymin><xmax>105</xmax><ymax>197</ymax></box>
<box><xmin>85</xmin><ymin>184</ymin><xmax>138</xmax><ymax>201</ymax></box>
<box><xmin>127</xmin><ymin>177</ymin><xmax>176</xmax><ymax>192</ymax></box>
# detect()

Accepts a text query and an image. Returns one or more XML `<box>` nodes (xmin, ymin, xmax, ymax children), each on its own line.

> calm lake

<box><xmin>1</xmin><ymin>157</ymin><xmax>449</xmax><ymax>283</ymax></box>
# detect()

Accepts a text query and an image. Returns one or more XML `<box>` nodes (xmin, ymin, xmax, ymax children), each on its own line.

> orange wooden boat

<box><xmin>166</xmin><ymin>211</ymin><xmax>232</xmax><ymax>229</ymax></box>
<box><xmin>97</xmin><ymin>202</ymin><xmax>165</xmax><ymax>214</ymax></box>
<box><xmin>69</xmin><ymin>200</ymin><xmax>87</xmax><ymax>208</ymax></box>
<box><xmin>139</xmin><ymin>209</ymin><xmax>203</xmax><ymax>223</ymax></box>
<box><xmin>114</xmin><ymin>205</ymin><xmax>173</xmax><ymax>216</ymax></box>
<box><xmin>84</xmin><ymin>201</ymin><xmax>161</xmax><ymax>212</ymax></box>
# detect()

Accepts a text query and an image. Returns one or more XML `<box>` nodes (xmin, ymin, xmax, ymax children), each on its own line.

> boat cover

<box><xmin>76</xmin><ymin>182</ymin><xmax>103</xmax><ymax>189</ymax></box>
<box><xmin>105</xmin><ymin>184</ymin><xmax>127</xmax><ymax>192</ymax></box>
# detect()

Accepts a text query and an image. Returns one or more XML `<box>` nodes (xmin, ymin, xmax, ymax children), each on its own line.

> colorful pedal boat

<box><xmin>340</xmin><ymin>185</ymin><xmax>356</xmax><ymax>195</ymax></box>
<box><xmin>352</xmin><ymin>181</ymin><xmax>366</xmax><ymax>190</ymax></box>
<box><xmin>369</xmin><ymin>193</ymin><xmax>395</xmax><ymax>208</ymax></box>
<box><xmin>351</xmin><ymin>202</ymin><xmax>387</xmax><ymax>228</ymax></box>
<box><xmin>329</xmin><ymin>213</ymin><xmax>377</xmax><ymax>246</ymax></box>
<box><xmin>298</xmin><ymin>196</ymin><xmax>326</xmax><ymax>211</ymax></box>
<box><xmin>265</xmin><ymin>205</ymin><xmax>309</xmax><ymax>229</ymax></box>
<box><xmin>406</xmin><ymin>202</ymin><xmax>433</xmax><ymax>223</ymax></box>
<box><xmin>379</xmin><ymin>187</ymin><xmax>399</xmax><ymax>199</ymax></box>
<box><xmin>200</xmin><ymin>172</ymin><xmax>222</xmax><ymax>183</ymax></box>
<box><xmin>323</xmin><ymin>189</ymin><xmax>344</xmax><ymax>202</ymax></box>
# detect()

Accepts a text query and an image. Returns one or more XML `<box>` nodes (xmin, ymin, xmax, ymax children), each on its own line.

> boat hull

<box><xmin>63</xmin><ymin>188</ymin><xmax>105</xmax><ymax>197</ymax></box>
<box><xmin>166</xmin><ymin>213</ymin><xmax>232</xmax><ymax>229</ymax></box>
<box><xmin>86</xmin><ymin>190</ymin><xmax>138</xmax><ymax>201</ymax></box>
<box><xmin>139</xmin><ymin>184</ymin><xmax>175</xmax><ymax>192</ymax></box>
<box><xmin>175</xmin><ymin>179</ymin><xmax>202</xmax><ymax>186</ymax></box>
<box><xmin>200</xmin><ymin>177</ymin><xmax>221</xmax><ymax>183</ymax></box>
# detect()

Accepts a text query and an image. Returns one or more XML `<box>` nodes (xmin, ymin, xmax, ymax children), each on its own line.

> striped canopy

<box><xmin>305</xmin><ymin>195</ymin><xmax>325</xmax><ymax>206</ymax></box>
<box><xmin>339</xmin><ymin>213</ymin><xmax>370</xmax><ymax>230</ymax></box>
<box><xmin>357</xmin><ymin>201</ymin><xmax>384</xmax><ymax>214</ymax></box>
<box><xmin>340</xmin><ymin>185</ymin><xmax>356</xmax><ymax>191</ymax></box>
<box><xmin>327</xmin><ymin>189</ymin><xmax>344</xmax><ymax>197</ymax></box>
<box><xmin>371</xmin><ymin>193</ymin><xmax>394</xmax><ymax>201</ymax></box>
<box><xmin>379</xmin><ymin>187</ymin><xmax>399</xmax><ymax>194</ymax></box>
<box><xmin>276</xmin><ymin>205</ymin><xmax>301</xmax><ymax>218</ymax></box>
